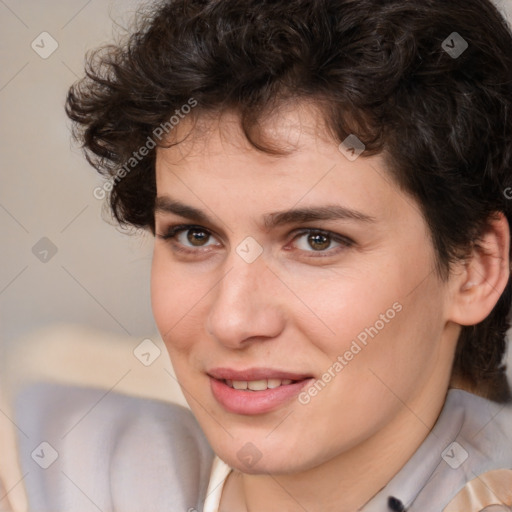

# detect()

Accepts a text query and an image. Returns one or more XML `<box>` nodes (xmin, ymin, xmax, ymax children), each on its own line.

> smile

<box><xmin>208</xmin><ymin>372</ymin><xmax>313</xmax><ymax>415</ymax></box>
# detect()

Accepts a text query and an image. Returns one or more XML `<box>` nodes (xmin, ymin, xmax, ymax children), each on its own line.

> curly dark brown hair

<box><xmin>66</xmin><ymin>0</ymin><xmax>512</xmax><ymax>402</ymax></box>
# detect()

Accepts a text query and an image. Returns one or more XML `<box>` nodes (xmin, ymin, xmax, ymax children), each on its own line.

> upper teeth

<box><xmin>226</xmin><ymin>379</ymin><xmax>293</xmax><ymax>390</ymax></box>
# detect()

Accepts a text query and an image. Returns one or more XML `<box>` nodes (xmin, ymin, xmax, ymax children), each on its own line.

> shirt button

<box><xmin>388</xmin><ymin>496</ymin><xmax>406</xmax><ymax>511</ymax></box>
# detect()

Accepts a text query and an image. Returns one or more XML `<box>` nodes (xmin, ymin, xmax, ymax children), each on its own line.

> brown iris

<box><xmin>308</xmin><ymin>233</ymin><xmax>330</xmax><ymax>251</ymax></box>
<box><xmin>187</xmin><ymin>229</ymin><xmax>209</xmax><ymax>246</ymax></box>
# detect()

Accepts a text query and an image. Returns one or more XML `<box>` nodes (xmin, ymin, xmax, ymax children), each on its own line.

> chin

<box><xmin>212</xmin><ymin>435</ymin><xmax>320</xmax><ymax>475</ymax></box>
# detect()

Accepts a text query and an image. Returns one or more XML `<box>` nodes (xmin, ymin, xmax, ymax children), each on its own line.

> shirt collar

<box><xmin>360</xmin><ymin>389</ymin><xmax>468</xmax><ymax>512</ymax></box>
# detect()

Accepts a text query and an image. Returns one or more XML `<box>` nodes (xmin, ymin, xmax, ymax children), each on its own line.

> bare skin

<box><xmin>151</xmin><ymin>105</ymin><xmax>509</xmax><ymax>512</ymax></box>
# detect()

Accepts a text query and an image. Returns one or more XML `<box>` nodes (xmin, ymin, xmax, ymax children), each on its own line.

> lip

<box><xmin>208</xmin><ymin>368</ymin><xmax>314</xmax><ymax>415</ymax></box>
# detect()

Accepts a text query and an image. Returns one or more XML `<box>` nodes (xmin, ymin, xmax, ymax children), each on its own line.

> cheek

<box><xmin>328</xmin><ymin>283</ymin><xmax>445</xmax><ymax>404</ymax></box>
<box><xmin>287</xmin><ymin>265</ymin><xmax>403</xmax><ymax>353</ymax></box>
<box><xmin>150</xmin><ymin>252</ymin><xmax>173</xmax><ymax>335</ymax></box>
<box><xmin>291</xmin><ymin>259</ymin><xmax>445</xmax><ymax>383</ymax></box>
<box><xmin>150</xmin><ymin>250</ymin><xmax>202</xmax><ymax>351</ymax></box>
<box><xmin>288</xmin><ymin>286</ymin><xmax>446</xmax><ymax>454</ymax></box>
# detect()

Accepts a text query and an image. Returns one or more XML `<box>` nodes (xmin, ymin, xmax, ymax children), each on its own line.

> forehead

<box><xmin>154</xmin><ymin>105</ymin><xmax>430</xmax><ymax>245</ymax></box>
<box><xmin>157</xmin><ymin>105</ymin><xmax>393</xmax><ymax>197</ymax></box>
<box><xmin>156</xmin><ymin>106</ymin><xmax>360</xmax><ymax>196</ymax></box>
<box><xmin>157</xmin><ymin>102</ymin><xmax>351</xmax><ymax>163</ymax></box>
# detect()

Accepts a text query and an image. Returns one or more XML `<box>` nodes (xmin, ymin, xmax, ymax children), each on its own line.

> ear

<box><xmin>447</xmin><ymin>212</ymin><xmax>510</xmax><ymax>326</ymax></box>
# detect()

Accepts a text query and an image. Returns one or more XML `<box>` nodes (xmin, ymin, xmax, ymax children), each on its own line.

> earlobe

<box><xmin>448</xmin><ymin>212</ymin><xmax>510</xmax><ymax>326</ymax></box>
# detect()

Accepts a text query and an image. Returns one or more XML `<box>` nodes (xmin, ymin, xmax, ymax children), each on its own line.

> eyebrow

<box><xmin>154</xmin><ymin>196</ymin><xmax>376</xmax><ymax>230</ymax></box>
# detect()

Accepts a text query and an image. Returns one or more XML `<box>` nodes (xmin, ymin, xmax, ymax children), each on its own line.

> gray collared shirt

<box><xmin>363</xmin><ymin>390</ymin><xmax>512</xmax><ymax>511</ymax></box>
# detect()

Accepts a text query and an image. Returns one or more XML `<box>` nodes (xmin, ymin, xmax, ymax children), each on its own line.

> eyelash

<box><xmin>157</xmin><ymin>223</ymin><xmax>354</xmax><ymax>258</ymax></box>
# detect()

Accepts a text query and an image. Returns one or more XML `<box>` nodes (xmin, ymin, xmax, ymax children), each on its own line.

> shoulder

<box><xmin>15</xmin><ymin>382</ymin><xmax>214</xmax><ymax>512</ymax></box>
<box><xmin>413</xmin><ymin>389</ymin><xmax>512</xmax><ymax>512</ymax></box>
<box><xmin>448</xmin><ymin>389</ymin><xmax>512</xmax><ymax>474</ymax></box>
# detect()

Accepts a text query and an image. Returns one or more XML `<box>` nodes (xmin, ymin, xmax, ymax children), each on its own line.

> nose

<box><xmin>206</xmin><ymin>253</ymin><xmax>285</xmax><ymax>349</ymax></box>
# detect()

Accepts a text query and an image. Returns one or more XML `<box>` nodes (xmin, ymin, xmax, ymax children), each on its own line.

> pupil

<box><xmin>187</xmin><ymin>229</ymin><xmax>209</xmax><ymax>246</ymax></box>
<box><xmin>308</xmin><ymin>233</ymin><xmax>330</xmax><ymax>250</ymax></box>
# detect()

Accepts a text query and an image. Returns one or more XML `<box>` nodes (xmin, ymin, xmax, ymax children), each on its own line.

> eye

<box><xmin>179</xmin><ymin>227</ymin><xmax>213</xmax><ymax>247</ymax></box>
<box><xmin>157</xmin><ymin>224</ymin><xmax>221</xmax><ymax>251</ymax></box>
<box><xmin>157</xmin><ymin>224</ymin><xmax>353</xmax><ymax>258</ymax></box>
<box><xmin>291</xmin><ymin>229</ymin><xmax>352</xmax><ymax>253</ymax></box>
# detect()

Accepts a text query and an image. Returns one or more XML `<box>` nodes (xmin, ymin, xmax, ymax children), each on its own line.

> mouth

<box><xmin>207</xmin><ymin>368</ymin><xmax>314</xmax><ymax>415</ymax></box>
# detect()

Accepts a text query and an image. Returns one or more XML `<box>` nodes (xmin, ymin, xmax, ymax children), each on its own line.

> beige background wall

<box><xmin>1</xmin><ymin>0</ymin><xmax>512</xmax><ymax>349</ymax></box>
<box><xmin>1</xmin><ymin>0</ymin><xmax>156</xmax><ymax>347</ymax></box>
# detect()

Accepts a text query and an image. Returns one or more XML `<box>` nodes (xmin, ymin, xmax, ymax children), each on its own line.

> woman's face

<box><xmin>151</xmin><ymin>106</ymin><xmax>458</xmax><ymax>474</ymax></box>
